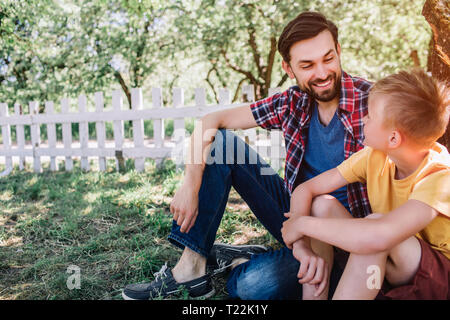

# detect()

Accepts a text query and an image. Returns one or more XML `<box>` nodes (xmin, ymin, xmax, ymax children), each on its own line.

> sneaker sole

<box><xmin>193</xmin><ymin>288</ymin><xmax>216</xmax><ymax>300</ymax></box>
<box><xmin>213</xmin><ymin>243</ymin><xmax>268</xmax><ymax>250</ymax></box>
<box><xmin>121</xmin><ymin>288</ymin><xmax>216</xmax><ymax>301</ymax></box>
<box><xmin>121</xmin><ymin>290</ymin><xmax>138</xmax><ymax>300</ymax></box>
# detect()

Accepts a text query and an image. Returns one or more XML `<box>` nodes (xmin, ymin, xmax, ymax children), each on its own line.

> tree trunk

<box><xmin>114</xmin><ymin>71</ymin><xmax>132</xmax><ymax>110</ymax></box>
<box><xmin>422</xmin><ymin>0</ymin><xmax>450</xmax><ymax>148</ymax></box>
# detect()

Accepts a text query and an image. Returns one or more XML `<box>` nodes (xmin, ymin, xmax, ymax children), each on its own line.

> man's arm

<box><xmin>185</xmin><ymin>105</ymin><xmax>258</xmax><ymax>176</ymax></box>
<box><xmin>289</xmin><ymin>199</ymin><xmax>439</xmax><ymax>254</ymax></box>
<box><xmin>171</xmin><ymin>105</ymin><xmax>257</xmax><ymax>233</ymax></box>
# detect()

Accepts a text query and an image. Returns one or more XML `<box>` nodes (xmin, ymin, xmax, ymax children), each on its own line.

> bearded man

<box><xmin>123</xmin><ymin>11</ymin><xmax>372</xmax><ymax>300</ymax></box>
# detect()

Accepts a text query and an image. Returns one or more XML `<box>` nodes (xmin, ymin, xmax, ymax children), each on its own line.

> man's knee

<box><xmin>207</xmin><ymin>129</ymin><xmax>234</xmax><ymax>165</ymax></box>
<box><xmin>311</xmin><ymin>195</ymin><xmax>340</xmax><ymax>218</ymax></box>
<box><xmin>212</xmin><ymin>129</ymin><xmax>232</xmax><ymax>150</ymax></box>
<box><xmin>209</xmin><ymin>129</ymin><xmax>255</xmax><ymax>166</ymax></box>
<box><xmin>226</xmin><ymin>254</ymin><xmax>301</xmax><ymax>300</ymax></box>
<box><xmin>227</xmin><ymin>266</ymin><xmax>267</xmax><ymax>299</ymax></box>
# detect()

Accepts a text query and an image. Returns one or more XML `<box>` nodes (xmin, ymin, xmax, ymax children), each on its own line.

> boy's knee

<box><xmin>364</xmin><ymin>213</ymin><xmax>384</xmax><ymax>220</ymax></box>
<box><xmin>311</xmin><ymin>195</ymin><xmax>340</xmax><ymax>218</ymax></box>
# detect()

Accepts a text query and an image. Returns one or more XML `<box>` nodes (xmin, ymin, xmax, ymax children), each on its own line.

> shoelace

<box><xmin>153</xmin><ymin>262</ymin><xmax>168</xmax><ymax>281</ymax></box>
<box><xmin>214</xmin><ymin>256</ymin><xmax>240</xmax><ymax>274</ymax></box>
<box><xmin>216</xmin><ymin>258</ymin><xmax>228</xmax><ymax>270</ymax></box>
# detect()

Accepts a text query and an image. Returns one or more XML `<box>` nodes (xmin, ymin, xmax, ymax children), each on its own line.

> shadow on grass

<box><xmin>0</xmin><ymin>160</ymin><xmax>277</xmax><ymax>300</ymax></box>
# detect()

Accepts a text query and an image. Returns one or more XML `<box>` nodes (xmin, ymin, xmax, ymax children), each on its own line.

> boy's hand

<box><xmin>292</xmin><ymin>240</ymin><xmax>329</xmax><ymax>297</ymax></box>
<box><xmin>170</xmin><ymin>183</ymin><xmax>199</xmax><ymax>233</ymax></box>
<box><xmin>281</xmin><ymin>212</ymin><xmax>305</xmax><ymax>248</ymax></box>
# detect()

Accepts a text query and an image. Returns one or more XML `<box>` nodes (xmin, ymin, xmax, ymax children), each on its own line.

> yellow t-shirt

<box><xmin>337</xmin><ymin>143</ymin><xmax>450</xmax><ymax>259</ymax></box>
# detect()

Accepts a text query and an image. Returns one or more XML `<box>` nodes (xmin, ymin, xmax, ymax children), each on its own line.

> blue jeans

<box><xmin>168</xmin><ymin>129</ymin><xmax>342</xmax><ymax>299</ymax></box>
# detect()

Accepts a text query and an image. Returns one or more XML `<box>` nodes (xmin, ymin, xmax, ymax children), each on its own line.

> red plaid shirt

<box><xmin>250</xmin><ymin>71</ymin><xmax>372</xmax><ymax>218</ymax></box>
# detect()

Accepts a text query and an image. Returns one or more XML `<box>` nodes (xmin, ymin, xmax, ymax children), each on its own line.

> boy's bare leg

<box><xmin>172</xmin><ymin>247</ymin><xmax>207</xmax><ymax>282</ymax></box>
<box><xmin>332</xmin><ymin>214</ymin><xmax>422</xmax><ymax>300</ymax></box>
<box><xmin>302</xmin><ymin>195</ymin><xmax>353</xmax><ymax>300</ymax></box>
<box><xmin>332</xmin><ymin>249</ymin><xmax>388</xmax><ymax>300</ymax></box>
<box><xmin>384</xmin><ymin>237</ymin><xmax>422</xmax><ymax>286</ymax></box>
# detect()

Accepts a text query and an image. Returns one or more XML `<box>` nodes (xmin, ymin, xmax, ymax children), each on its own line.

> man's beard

<box><xmin>297</xmin><ymin>72</ymin><xmax>341</xmax><ymax>102</ymax></box>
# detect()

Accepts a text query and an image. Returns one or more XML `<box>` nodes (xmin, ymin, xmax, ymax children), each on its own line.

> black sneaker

<box><xmin>207</xmin><ymin>243</ymin><xmax>270</xmax><ymax>275</ymax></box>
<box><xmin>122</xmin><ymin>263</ymin><xmax>215</xmax><ymax>300</ymax></box>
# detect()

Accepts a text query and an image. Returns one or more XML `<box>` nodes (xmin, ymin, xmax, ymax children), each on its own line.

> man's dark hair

<box><xmin>278</xmin><ymin>11</ymin><xmax>339</xmax><ymax>63</ymax></box>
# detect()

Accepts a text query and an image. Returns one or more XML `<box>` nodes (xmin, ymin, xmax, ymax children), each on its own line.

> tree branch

<box><xmin>210</xmin><ymin>62</ymin><xmax>228</xmax><ymax>88</ymax></box>
<box><xmin>410</xmin><ymin>50</ymin><xmax>420</xmax><ymax>67</ymax></box>
<box><xmin>265</xmin><ymin>36</ymin><xmax>277</xmax><ymax>91</ymax></box>
<box><xmin>206</xmin><ymin>66</ymin><xmax>219</xmax><ymax>103</ymax></box>
<box><xmin>248</xmin><ymin>26</ymin><xmax>264</xmax><ymax>79</ymax></box>
<box><xmin>233</xmin><ymin>78</ymin><xmax>247</xmax><ymax>103</ymax></box>
<box><xmin>220</xmin><ymin>48</ymin><xmax>262</xmax><ymax>87</ymax></box>
<box><xmin>277</xmin><ymin>73</ymin><xmax>289</xmax><ymax>88</ymax></box>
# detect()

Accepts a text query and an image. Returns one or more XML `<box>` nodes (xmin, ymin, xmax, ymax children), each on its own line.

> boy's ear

<box><xmin>388</xmin><ymin>130</ymin><xmax>402</xmax><ymax>149</ymax></box>
<box><xmin>282</xmin><ymin>60</ymin><xmax>295</xmax><ymax>79</ymax></box>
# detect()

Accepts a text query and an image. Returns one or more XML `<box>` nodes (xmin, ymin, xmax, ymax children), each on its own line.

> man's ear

<box><xmin>282</xmin><ymin>60</ymin><xmax>295</xmax><ymax>79</ymax></box>
<box><xmin>388</xmin><ymin>130</ymin><xmax>402</xmax><ymax>149</ymax></box>
<box><xmin>336</xmin><ymin>42</ymin><xmax>341</xmax><ymax>57</ymax></box>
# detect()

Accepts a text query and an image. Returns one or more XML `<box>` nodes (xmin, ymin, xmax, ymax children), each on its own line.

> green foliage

<box><xmin>326</xmin><ymin>0</ymin><xmax>431</xmax><ymax>80</ymax></box>
<box><xmin>174</xmin><ymin>0</ymin><xmax>430</xmax><ymax>101</ymax></box>
<box><xmin>0</xmin><ymin>0</ymin><xmax>66</xmax><ymax>106</ymax></box>
<box><xmin>0</xmin><ymin>0</ymin><xmax>431</xmax><ymax>109</ymax></box>
<box><xmin>0</xmin><ymin>0</ymin><xmax>181</xmax><ymax>108</ymax></box>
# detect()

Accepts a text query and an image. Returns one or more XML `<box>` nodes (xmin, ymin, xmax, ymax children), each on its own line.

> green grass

<box><xmin>0</xmin><ymin>160</ymin><xmax>279</xmax><ymax>300</ymax></box>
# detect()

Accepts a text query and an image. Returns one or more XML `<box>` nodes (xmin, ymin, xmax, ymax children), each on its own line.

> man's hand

<box><xmin>169</xmin><ymin>183</ymin><xmax>199</xmax><ymax>233</ymax></box>
<box><xmin>292</xmin><ymin>240</ymin><xmax>329</xmax><ymax>297</ymax></box>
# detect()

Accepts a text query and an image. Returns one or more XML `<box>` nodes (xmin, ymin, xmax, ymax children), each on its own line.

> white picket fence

<box><xmin>0</xmin><ymin>85</ymin><xmax>286</xmax><ymax>175</ymax></box>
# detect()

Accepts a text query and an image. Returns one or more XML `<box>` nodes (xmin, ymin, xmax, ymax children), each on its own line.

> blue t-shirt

<box><xmin>296</xmin><ymin>105</ymin><xmax>350</xmax><ymax>210</ymax></box>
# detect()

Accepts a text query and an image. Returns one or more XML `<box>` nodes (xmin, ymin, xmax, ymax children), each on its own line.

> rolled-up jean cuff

<box><xmin>167</xmin><ymin>233</ymin><xmax>209</xmax><ymax>258</ymax></box>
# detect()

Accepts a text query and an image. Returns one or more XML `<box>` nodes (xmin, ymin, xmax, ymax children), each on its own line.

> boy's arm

<box><xmin>283</xmin><ymin>168</ymin><xmax>349</xmax><ymax>249</ymax></box>
<box><xmin>289</xmin><ymin>199</ymin><xmax>439</xmax><ymax>254</ymax></box>
<box><xmin>289</xmin><ymin>167</ymin><xmax>349</xmax><ymax>218</ymax></box>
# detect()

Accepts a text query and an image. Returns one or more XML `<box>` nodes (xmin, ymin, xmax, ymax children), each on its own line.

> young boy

<box><xmin>281</xmin><ymin>69</ymin><xmax>449</xmax><ymax>300</ymax></box>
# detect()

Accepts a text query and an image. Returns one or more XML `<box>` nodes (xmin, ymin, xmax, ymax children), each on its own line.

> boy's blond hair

<box><xmin>370</xmin><ymin>69</ymin><xmax>449</xmax><ymax>148</ymax></box>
